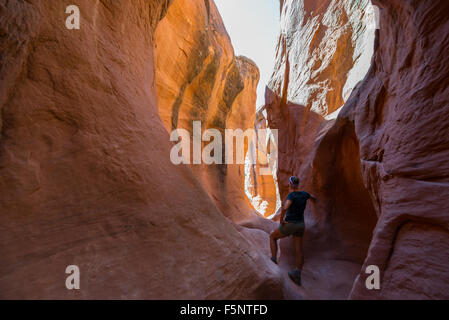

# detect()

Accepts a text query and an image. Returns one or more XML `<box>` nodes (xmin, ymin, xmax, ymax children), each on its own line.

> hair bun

<box><xmin>289</xmin><ymin>176</ymin><xmax>299</xmax><ymax>185</ymax></box>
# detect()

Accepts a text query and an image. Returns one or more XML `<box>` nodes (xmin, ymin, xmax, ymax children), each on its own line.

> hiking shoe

<box><xmin>270</xmin><ymin>257</ymin><xmax>278</xmax><ymax>265</ymax></box>
<box><xmin>288</xmin><ymin>270</ymin><xmax>302</xmax><ymax>286</ymax></box>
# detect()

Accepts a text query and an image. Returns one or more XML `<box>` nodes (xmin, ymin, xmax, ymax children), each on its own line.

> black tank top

<box><xmin>285</xmin><ymin>191</ymin><xmax>311</xmax><ymax>223</ymax></box>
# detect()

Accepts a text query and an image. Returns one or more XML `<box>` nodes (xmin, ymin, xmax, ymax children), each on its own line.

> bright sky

<box><xmin>214</xmin><ymin>0</ymin><xmax>280</xmax><ymax>108</ymax></box>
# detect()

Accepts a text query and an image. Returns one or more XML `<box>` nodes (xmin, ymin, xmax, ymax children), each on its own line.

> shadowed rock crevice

<box><xmin>308</xmin><ymin>116</ymin><xmax>378</xmax><ymax>263</ymax></box>
<box><xmin>260</xmin><ymin>88</ymin><xmax>378</xmax><ymax>299</ymax></box>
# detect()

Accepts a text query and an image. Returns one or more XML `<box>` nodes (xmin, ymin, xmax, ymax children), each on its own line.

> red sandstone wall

<box><xmin>348</xmin><ymin>0</ymin><xmax>449</xmax><ymax>299</ymax></box>
<box><xmin>0</xmin><ymin>0</ymin><xmax>282</xmax><ymax>299</ymax></box>
<box><xmin>263</xmin><ymin>0</ymin><xmax>449</xmax><ymax>299</ymax></box>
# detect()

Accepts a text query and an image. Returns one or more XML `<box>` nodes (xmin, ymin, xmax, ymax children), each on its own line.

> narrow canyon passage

<box><xmin>153</xmin><ymin>0</ymin><xmax>380</xmax><ymax>299</ymax></box>
<box><xmin>0</xmin><ymin>0</ymin><xmax>448</xmax><ymax>300</ymax></box>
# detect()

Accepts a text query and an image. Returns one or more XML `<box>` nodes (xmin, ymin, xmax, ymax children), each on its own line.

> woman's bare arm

<box><xmin>281</xmin><ymin>199</ymin><xmax>292</xmax><ymax>223</ymax></box>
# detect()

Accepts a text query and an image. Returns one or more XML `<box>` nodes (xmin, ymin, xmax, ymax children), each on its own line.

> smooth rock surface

<box><xmin>0</xmin><ymin>0</ymin><xmax>282</xmax><ymax>299</ymax></box>
<box><xmin>155</xmin><ymin>0</ymin><xmax>260</xmax><ymax>222</ymax></box>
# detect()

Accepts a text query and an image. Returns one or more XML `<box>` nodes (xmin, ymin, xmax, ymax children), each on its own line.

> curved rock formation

<box><xmin>262</xmin><ymin>0</ymin><xmax>449</xmax><ymax>299</ymax></box>
<box><xmin>348</xmin><ymin>0</ymin><xmax>449</xmax><ymax>299</ymax></box>
<box><xmin>155</xmin><ymin>0</ymin><xmax>260</xmax><ymax>221</ymax></box>
<box><xmin>0</xmin><ymin>0</ymin><xmax>282</xmax><ymax>299</ymax></box>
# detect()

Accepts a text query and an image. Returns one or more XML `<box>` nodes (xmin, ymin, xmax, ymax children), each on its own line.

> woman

<box><xmin>269</xmin><ymin>176</ymin><xmax>316</xmax><ymax>286</ymax></box>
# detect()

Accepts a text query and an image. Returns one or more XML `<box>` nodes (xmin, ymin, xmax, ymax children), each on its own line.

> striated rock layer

<box><xmin>155</xmin><ymin>0</ymin><xmax>260</xmax><ymax>222</ymax></box>
<box><xmin>0</xmin><ymin>0</ymin><xmax>282</xmax><ymax>299</ymax></box>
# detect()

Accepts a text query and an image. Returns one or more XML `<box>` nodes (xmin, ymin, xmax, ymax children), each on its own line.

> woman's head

<box><xmin>289</xmin><ymin>176</ymin><xmax>300</xmax><ymax>189</ymax></box>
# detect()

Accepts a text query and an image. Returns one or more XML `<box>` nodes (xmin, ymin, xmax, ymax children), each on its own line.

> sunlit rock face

<box><xmin>0</xmin><ymin>0</ymin><xmax>283</xmax><ymax>299</ymax></box>
<box><xmin>349</xmin><ymin>0</ymin><xmax>449</xmax><ymax>299</ymax></box>
<box><xmin>155</xmin><ymin>0</ymin><xmax>260</xmax><ymax>221</ymax></box>
<box><xmin>258</xmin><ymin>0</ymin><xmax>379</xmax><ymax>299</ymax></box>
<box><xmin>249</xmin><ymin>0</ymin><xmax>376</xmax><ymax>219</ymax></box>
<box><xmin>270</xmin><ymin>0</ymin><xmax>375</xmax><ymax>116</ymax></box>
<box><xmin>245</xmin><ymin>108</ymin><xmax>280</xmax><ymax>218</ymax></box>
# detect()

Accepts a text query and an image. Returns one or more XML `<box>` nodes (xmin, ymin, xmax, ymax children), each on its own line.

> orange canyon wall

<box><xmin>154</xmin><ymin>0</ymin><xmax>260</xmax><ymax>222</ymax></box>
<box><xmin>0</xmin><ymin>0</ymin><xmax>282</xmax><ymax>299</ymax></box>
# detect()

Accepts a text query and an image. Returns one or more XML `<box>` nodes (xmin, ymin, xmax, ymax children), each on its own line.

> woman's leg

<box><xmin>269</xmin><ymin>228</ymin><xmax>286</xmax><ymax>262</ymax></box>
<box><xmin>293</xmin><ymin>236</ymin><xmax>304</xmax><ymax>270</ymax></box>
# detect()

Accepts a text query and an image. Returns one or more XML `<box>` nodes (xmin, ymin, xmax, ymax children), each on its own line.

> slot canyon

<box><xmin>0</xmin><ymin>0</ymin><xmax>448</xmax><ymax>300</ymax></box>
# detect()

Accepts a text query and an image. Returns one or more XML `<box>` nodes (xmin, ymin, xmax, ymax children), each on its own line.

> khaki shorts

<box><xmin>279</xmin><ymin>222</ymin><xmax>305</xmax><ymax>237</ymax></box>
